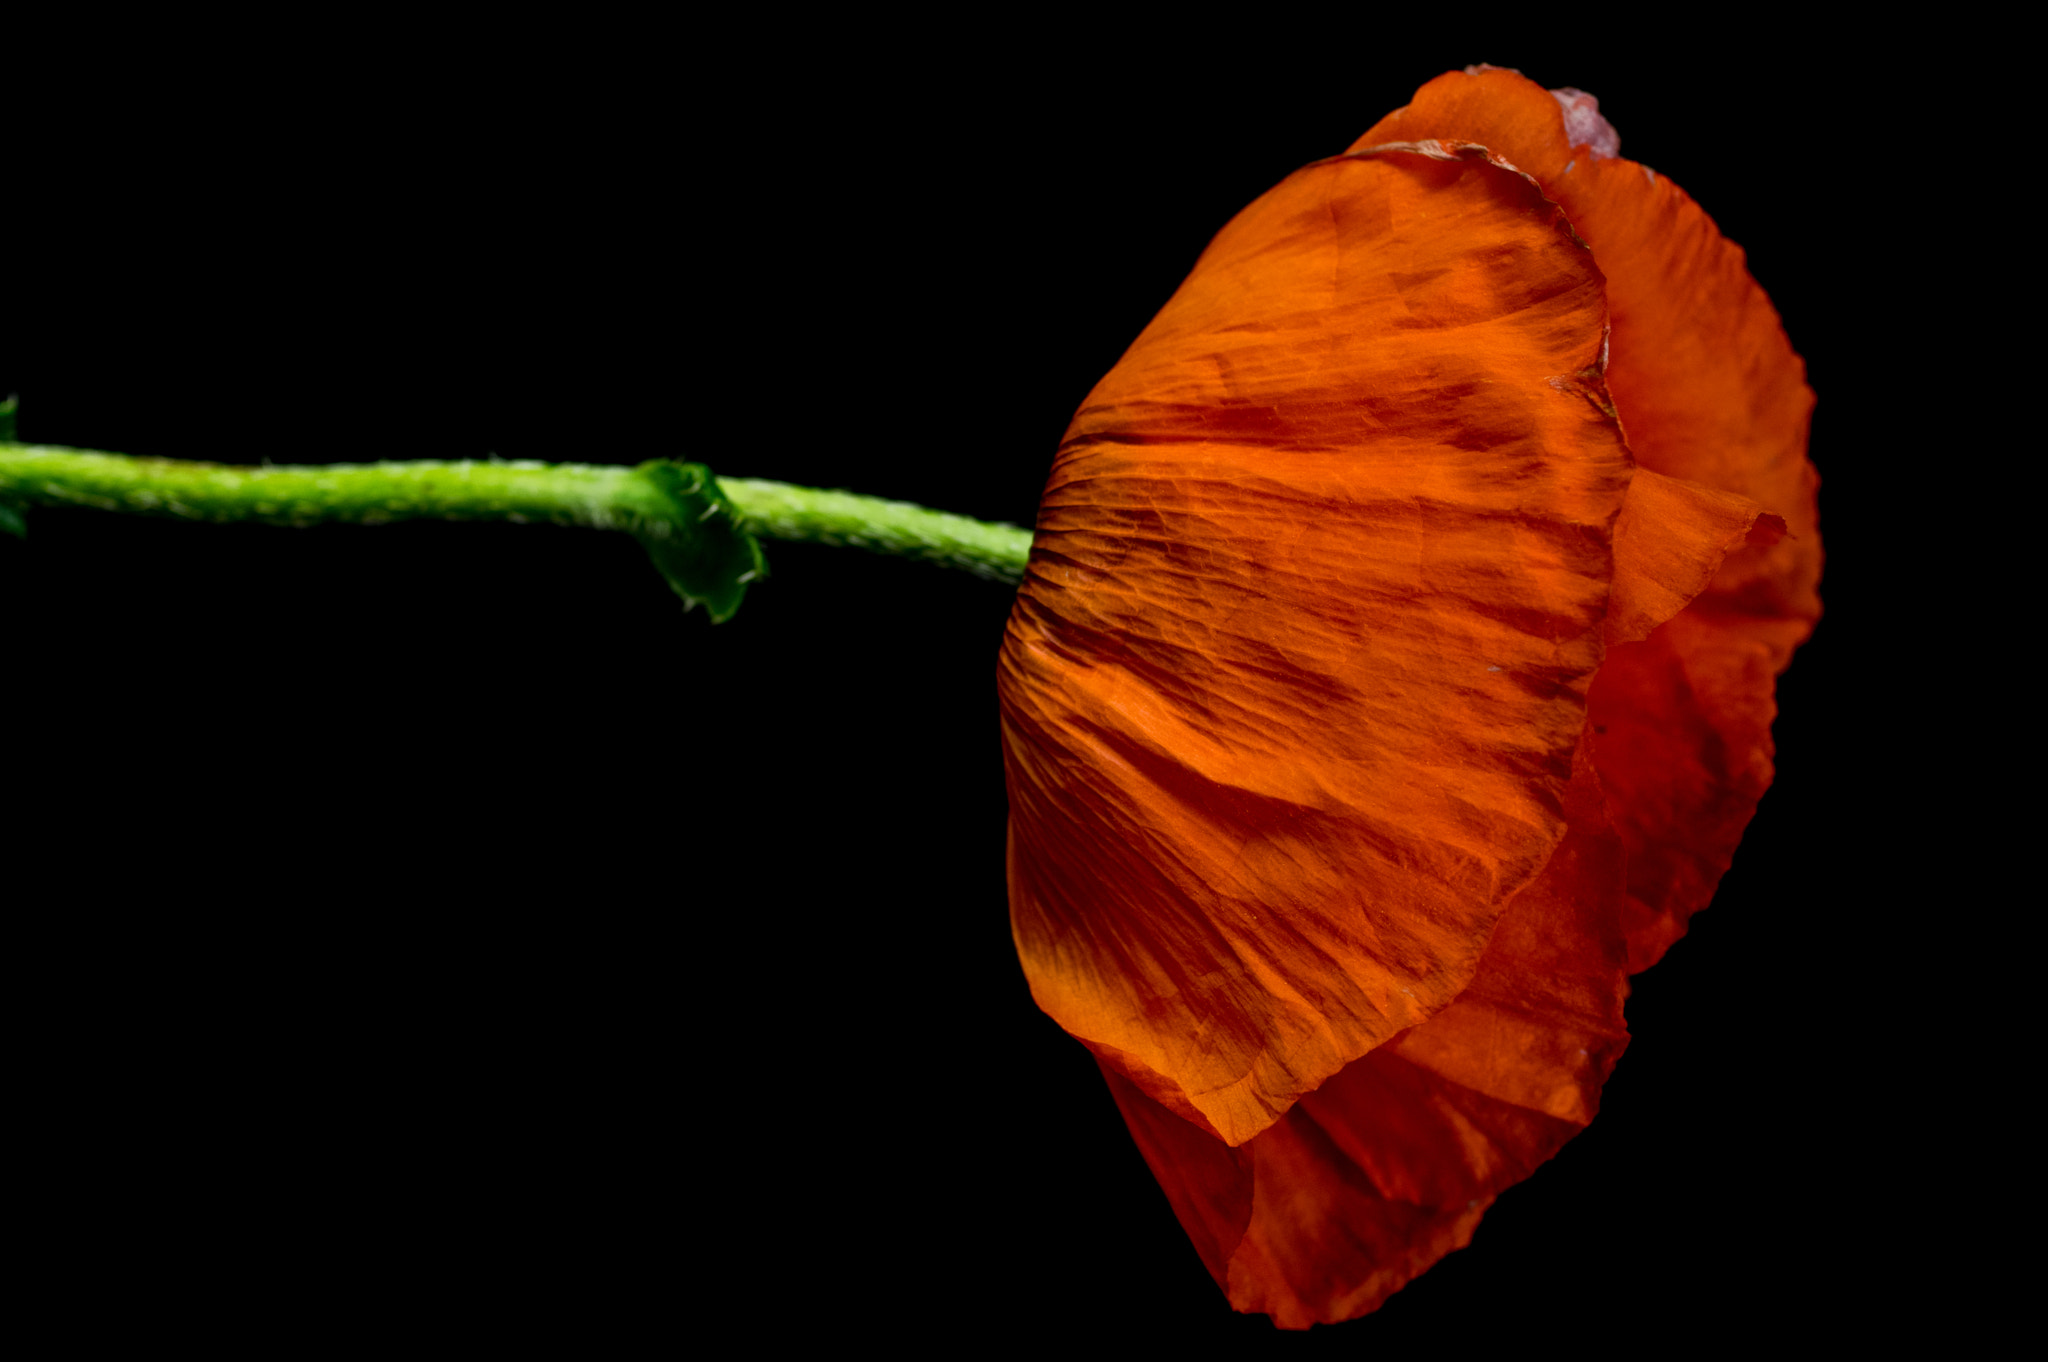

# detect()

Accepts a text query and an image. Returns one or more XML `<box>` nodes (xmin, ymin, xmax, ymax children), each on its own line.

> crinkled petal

<box><xmin>1103</xmin><ymin>735</ymin><xmax>1630</xmax><ymax>1328</ymax></box>
<box><xmin>999</xmin><ymin>145</ymin><xmax>1634</xmax><ymax>1146</ymax></box>
<box><xmin>1608</xmin><ymin>468</ymin><xmax>1784</xmax><ymax>647</ymax></box>
<box><xmin>1357</xmin><ymin>68</ymin><xmax>1821</xmax><ymax>967</ymax></box>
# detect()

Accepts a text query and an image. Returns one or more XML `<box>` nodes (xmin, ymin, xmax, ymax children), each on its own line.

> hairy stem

<box><xmin>717</xmin><ymin>478</ymin><xmax>1030</xmax><ymax>583</ymax></box>
<box><xmin>0</xmin><ymin>444</ymin><xmax>1033</xmax><ymax>584</ymax></box>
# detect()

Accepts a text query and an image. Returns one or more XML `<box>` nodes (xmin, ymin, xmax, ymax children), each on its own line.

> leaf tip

<box><xmin>632</xmin><ymin>460</ymin><xmax>768</xmax><ymax>623</ymax></box>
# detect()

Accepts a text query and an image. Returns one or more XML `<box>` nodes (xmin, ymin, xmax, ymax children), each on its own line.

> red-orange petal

<box><xmin>1357</xmin><ymin>67</ymin><xmax>1821</xmax><ymax>967</ymax></box>
<box><xmin>1103</xmin><ymin>734</ymin><xmax>1630</xmax><ymax>1328</ymax></box>
<box><xmin>1592</xmin><ymin>609</ymin><xmax>1811</xmax><ymax>970</ymax></box>
<box><xmin>999</xmin><ymin>144</ymin><xmax>1634</xmax><ymax>1147</ymax></box>
<box><xmin>1607</xmin><ymin>469</ymin><xmax>1784</xmax><ymax>647</ymax></box>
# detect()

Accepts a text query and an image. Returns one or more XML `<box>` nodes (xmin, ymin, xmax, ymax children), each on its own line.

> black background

<box><xmin>8</xmin><ymin>24</ymin><xmax>1937</xmax><ymax>1348</ymax></box>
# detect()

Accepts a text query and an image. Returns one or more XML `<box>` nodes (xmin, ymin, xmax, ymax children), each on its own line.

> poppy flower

<box><xmin>996</xmin><ymin>66</ymin><xmax>1819</xmax><ymax>1329</ymax></box>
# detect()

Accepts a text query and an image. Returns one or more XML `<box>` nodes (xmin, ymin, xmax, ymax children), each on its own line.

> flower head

<box><xmin>997</xmin><ymin>66</ymin><xmax>1818</xmax><ymax>1328</ymax></box>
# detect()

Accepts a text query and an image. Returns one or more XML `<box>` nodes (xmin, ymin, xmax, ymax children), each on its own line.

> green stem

<box><xmin>717</xmin><ymin>478</ymin><xmax>1030</xmax><ymax>583</ymax></box>
<box><xmin>0</xmin><ymin>443</ymin><xmax>1033</xmax><ymax>584</ymax></box>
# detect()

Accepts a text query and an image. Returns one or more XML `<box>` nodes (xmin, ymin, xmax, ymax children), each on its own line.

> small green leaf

<box><xmin>0</xmin><ymin>395</ymin><xmax>17</xmax><ymax>443</ymax></box>
<box><xmin>631</xmin><ymin>460</ymin><xmax>767</xmax><ymax>623</ymax></box>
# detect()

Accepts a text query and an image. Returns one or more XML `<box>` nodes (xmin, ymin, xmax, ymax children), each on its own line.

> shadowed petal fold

<box><xmin>1103</xmin><ymin>736</ymin><xmax>1630</xmax><ymax>1328</ymax></box>
<box><xmin>999</xmin><ymin>145</ymin><xmax>1634</xmax><ymax>1147</ymax></box>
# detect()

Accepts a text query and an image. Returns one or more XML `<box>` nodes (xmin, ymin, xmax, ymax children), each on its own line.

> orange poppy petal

<box><xmin>1097</xmin><ymin>1058</ymin><xmax>1253</xmax><ymax>1292</ymax></box>
<box><xmin>1358</xmin><ymin>67</ymin><xmax>1821</xmax><ymax>969</ymax></box>
<box><xmin>1594</xmin><ymin>471</ymin><xmax>1795</xmax><ymax>967</ymax></box>
<box><xmin>1352</xmin><ymin>67</ymin><xmax>1579</xmax><ymax>188</ymax></box>
<box><xmin>1591</xmin><ymin>611</ymin><xmax>1810</xmax><ymax>971</ymax></box>
<box><xmin>1607</xmin><ymin>468</ymin><xmax>1785</xmax><ymax>647</ymax></box>
<box><xmin>1102</xmin><ymin>735</ymin><xmax>1630</xmax><ymax>1328</ymax></box>
<box><xmin>1000</xmin><ymin>144</ymin><xmax>1633</xmax><ymax>1147</ymax></box>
